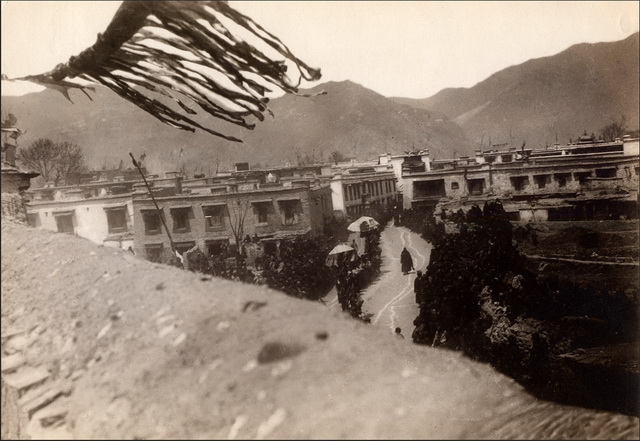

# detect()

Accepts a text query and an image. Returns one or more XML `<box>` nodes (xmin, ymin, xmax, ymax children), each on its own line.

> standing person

<box><xmin>400</xmin><ymin>247</ymin><xmax>414</xmax><ymax>275</ymax></box>
<box><xmin>395</xmin><ymin>327</ymin><xmax>405</xmax><ymax>339</ymax></box>
<box><xmin>414</xmin><ymin>270</ymin><xmax>424</xmax><ymax>304</ymax></box>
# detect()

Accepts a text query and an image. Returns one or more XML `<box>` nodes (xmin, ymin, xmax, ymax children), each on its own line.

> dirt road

<box><xmin>324</xmin><ymin>224</ymin><xmax>432</xmax><ymax>340</ymax></box>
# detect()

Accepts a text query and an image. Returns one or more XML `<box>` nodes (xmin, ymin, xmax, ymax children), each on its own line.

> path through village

<box><xmin>323</xmin><ymin>224</ymin><xmax>432</xmax><ymax>341</ymax></box>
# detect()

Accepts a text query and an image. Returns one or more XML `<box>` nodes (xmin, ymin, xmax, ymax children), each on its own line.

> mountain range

<box><xmin>2</xmin><ymin>33</ymin><xmax>637</xmax><ymax>175</ymax></box>
<box><xmin>1</xmin><ymin>81</ymin><xmax>475</xmax><ymax>174</ymax></box>
<box><xmin>393</xmin><ymin>32</ymin><xmax>639</xmax><ymax>147</ymax></box>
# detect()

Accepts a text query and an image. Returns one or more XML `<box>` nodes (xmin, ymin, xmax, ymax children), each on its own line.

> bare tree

<box><xmin>17</xmin><ymin>138</ymin><xmax>87</xmax><ymax>186</ymax></box>
<box><xmin>600</xmin><ymin>117</ymin><xmax>627</xmax><ymax>142</ymax></box>
<box><xmin>56</xmin><ymin>141</ymin><xmax>88</xmax><ymax>185</ymax></box>
<box><xmin>330</xmin><ymin>150</ymin><xmax>347</xmax><ymax>165</ymax></box>
<box><xmin>228</xmin><ymin>200</ymin><xmax>251</xmax><ymax>253</ymax></box>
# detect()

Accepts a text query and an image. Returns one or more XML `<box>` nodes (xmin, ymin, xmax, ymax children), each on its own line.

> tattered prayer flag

<box><xmin>3</xmin><ymin>1</ymin><xmax>322</xmax><ymax>142</ymax></box>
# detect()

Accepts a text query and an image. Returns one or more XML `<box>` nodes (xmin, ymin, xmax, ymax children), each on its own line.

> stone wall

<box><xmin>131</xmin><ymin>186</ymin><xmax>327</xmax><ymax>262</ymax></box>
<box><xmin>1</xmin><ymin>193</ymin><xmax>27</xmax><ymax>223</ymax></box>
<box><xmin>1</xmin><ymin>220</ymin><xmax>638</xmax><ymax>439</ymax></box>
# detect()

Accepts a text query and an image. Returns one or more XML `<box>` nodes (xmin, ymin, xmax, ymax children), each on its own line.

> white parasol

<box><xmin>326</xmin><ymin>243</ymin><xmax>355</xmax><ymax>266</ymax></box>
<box><xmin>347</xmin><ymin>216</ymin><xmax>380</xmax><ymax>232</ymax></box>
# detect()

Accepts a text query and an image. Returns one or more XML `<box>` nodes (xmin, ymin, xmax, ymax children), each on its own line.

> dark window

<box><xmin>203</xmin><ymin>205</ymin><xmax>225</xmax><ymax>230</ymax></box>
<box><xmin>145</xmin><ymin>244</ymin><xmax>164</xmax><ymax>263</ymax></box>
<box><xmin>143</xmin><ymin>210</ymin><xmax>162</xmax><ymax>235</ymax></box>
<box><xmin>574</xmin><ymin>171</ymin><xmax>592</xmax><ymax>185</ymax></box>
<box><xmin>206</xmin><ymin>239</ymin><xmax>229</xmax><ymax>257</ymax></box>
<box><xmin>501</xmin><ymin>154</ymin><xmax>512</xmax><ymax>163</ymax></box>
<box><xmin>106</xmin><ymin>208</ymin><xmax>128</xmax><ymax>233</ymax></box>
<box><xmin>468</xmin><ymin>179</ymin><xmax>484</xmax><ymax>195</ymax></box>
<box><xmin>55</xmin><ymin>214</ymin><xmax>74</xmax><ymax>234</ymax></box>
<box><xmin>554</xmin><ymin>173</ymin><xmax>571</xmax><ymax>188</ymax></box>
<box><xmin>171</xmin><ymin>208</ymin><xmax>191</xmax><ymax>232</ymax></box>
<box><xmin>451</xmin><ymin>182</ymin><xmax>459</xmax><ymax>190</ymax></box>
<box><xmin>534</xmin><ymin>175</ymin><xmax>550</xmax><ymax>189</ymax></box>
<box><xmin>595</xmin><ymin>168</ymin><xmax>617</xmax><ymax>178</ymax></box>
<box><xmin>510</xmin><ymin>176</ymin><xmax>529</xmax><ymax>191</ymax></box>
<box><xmin>279</xmin><ymin>200</ymin><xmax>301</xmax><ymax>226</ymax></box>
<box><xmin>254</xmin><ymin>202</ymin><xmax>270</xmax><ymax>224</ymax></box>
<box><xmin>26</xmin><ymin>213</ymin><xmax>40</xmax><ymax>228</ymax></box>
<box><xmin>414</xmin><ymin>179</ymin><xmax>446</xmax><ymax>198</ymax></box>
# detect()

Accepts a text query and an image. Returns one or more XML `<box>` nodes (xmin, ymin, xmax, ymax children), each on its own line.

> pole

<box><xmin>129</xmin><ymin>153</ymin><xmax>177</xmax><ymax>255</ymax></box>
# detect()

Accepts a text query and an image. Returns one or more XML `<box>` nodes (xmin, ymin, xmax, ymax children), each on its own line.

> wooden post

<box><xmin>129</xmin><ymin>153</ymin><xmax>177</xmax><ymax>256</ymax></box>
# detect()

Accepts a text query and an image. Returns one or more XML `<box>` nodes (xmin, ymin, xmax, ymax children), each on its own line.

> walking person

<box><xmin>400</xmin><ymin>247</ymin><xmax>414</xmax><ymax>275</ymax></box>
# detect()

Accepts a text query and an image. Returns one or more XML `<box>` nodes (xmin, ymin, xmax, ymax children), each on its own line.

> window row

<box><xmin>141</xmin><ymin>200</ymin><xmax>304</xmax><ymax>235</ymax></box>
<box><xmin>27</xmin><ymin>206</ymin><xmax>130</xmax><ymax>235</ymax></box>
<box><xmin>441</xmin><ymin>168</ymin><xmax>620</xmax><ymax>194</ymax></box>
<box><xmin>344</xmin><ymin>180</ymin><xmax>394</xmax><ymax>201</ymax></box>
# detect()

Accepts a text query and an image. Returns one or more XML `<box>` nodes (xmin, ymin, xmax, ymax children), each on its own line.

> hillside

<box><xmin>1</xmin><ymin>81</ymin><xmax>477</xmax><ymax>175</ymax></box>
<box><xmin>393</xmin><ymin>33</ymin><xmax>639</xmax><ymax>147</ymax></box>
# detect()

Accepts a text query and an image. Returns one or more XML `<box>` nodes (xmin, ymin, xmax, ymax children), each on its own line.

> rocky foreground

<box><xmin>2</xmin><ymin>220</ymin><xmax>638</xmax><ymax>439</ymax></box>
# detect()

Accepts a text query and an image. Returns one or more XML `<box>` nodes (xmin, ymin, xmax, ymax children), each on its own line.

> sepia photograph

<box><xmin>1</xmin><ymin>1</ymin><xmax>639</xmax><ymax>439</ymax></box>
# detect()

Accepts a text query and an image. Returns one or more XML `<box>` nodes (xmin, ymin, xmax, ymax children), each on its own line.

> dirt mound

<box><xmin>3</xmin><ymin>220</ymin><xmax>639</xmax><ymax>439</ymax></box>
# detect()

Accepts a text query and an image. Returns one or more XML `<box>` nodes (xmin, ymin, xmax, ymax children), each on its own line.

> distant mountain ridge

<box><xmin>393</xmin><ymin>33</ymin><xmax>639</xmax><ymax>147</ymax></box>
<box><xmin>4</xmin><ymin>33</ymin><xmax>636</xmax><ymax>175</ymax></box>
<box><xmin>1</xmin><ymin>81</ymin><xmax>477</xmax><ymax>175</ymax></box>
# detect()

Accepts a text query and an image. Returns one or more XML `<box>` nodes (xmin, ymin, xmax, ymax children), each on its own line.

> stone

<box><xmin>172</xmin><ymin>332</ymin><xmax>186</xmax><ymax>347</ymax></box>
<box><xmin>1</xmin><ymin>329</ymin><xmax>26</xmax><ymax>340</ymax></box>
<box><xmin>3</xmin><ymin>366</ymin><xmax>50</xmax><ymax>392</ymax></box>
<box><xmin>61</xmin><ymin>337</ymin><xmax>75</xmax><ymax>353</ymax></box>
<box><xmin>156</xmin><ymin>315</ymin><xmax>176</xmax><ymax>326</ymax></box>
<box><xmin>158</xmin><ymin>324</ymin><xmax>176</xmax><ymax>338</ymax></box>
<box><xmin>257</xmin><ymin>342</ymin><xmax>306</xmax><ymax>364</ymax></box>
<box><xmin>18</xmin><ymin>386</ymin><xmax>63</xmax><ymax>419</ymax></box>
<box><xmin>106</xmin><ymin>397</ymin><xmax>132</xmax><ymax>427</ymax></box>
<box><xmin>271</xmin><ymin>360</ymin><xmax>293</xmax><ymax>377</ymax></box>
<box><xmin>11</xmin><ymin>306</ymin><xmax>26</xmax><ymax>319</ymax></box>
<box><xmin>227</xmin><ymin>414</ymin><xmax>248</xmax><ymax>440</ymax></box>
<box><xmin>255</xmin><ymin>408</ymin><xmax>287</xmax><ymax>440</ymax></box>
<box><xmin>153</xmin><ymin>306</ymin><xmax>171</xmax><ymax>318</ymax></box>
<box><xmin>241</xmin><ymin>301</ymin><xmax>268</xmax><ymax>313</ymax></box>
<box><xmin>30</xmin><ymin>325</ymin><xmax>47</xmax><ymax>337</ymax></box>
<box><xmin>96</xmin><ymin>322</ymin><xmax>112</xmax><ymax>340</ymax></box>
<box><xmin>242</xmin><ymin>360</ymin><xmax>257</xmax><ymax>373</ymax></box>
<box><xmin>216</xmin><ymin>321</ymin><xmax>230</xmax><ymax>331</ymax></box>
<box><xmin>32</xmin><ymin>398</ymin><xmax>69</xmax><ymax>426</ymax></box>
<box><xmin>70</xmin><ymin>370</ymin><xmax>85</xmax><ymax>381</ymax></box>
<box><xmin>5</xmin><ymin>333</ymin><xmax>35</xmax><ymax>354</ymax></box>
<box><xmin>1</xmin><ymin>354</ymin><xmax>26</xmax><ymax>373</ymax></box>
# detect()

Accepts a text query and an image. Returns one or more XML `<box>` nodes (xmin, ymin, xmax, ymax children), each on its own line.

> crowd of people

<box><xmin>405</xmin><ymin>200</ymin><xmax>640</xmax><ymax>413</ymax></box>
<box><xmin>334</xmin><ymin>229</ymin><xmax>382</xmax><ymax>321</ymax></box>
<box><xmin>168</xmin><ymin>207</ymin><xmax>395</xmax><ymax>321</ymax></box>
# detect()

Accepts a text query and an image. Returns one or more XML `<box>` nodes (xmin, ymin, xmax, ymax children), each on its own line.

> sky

<box><xmin>1</xmin><ymin>1</ymin><xmax>638</xmax><ymax>98</ymax></box>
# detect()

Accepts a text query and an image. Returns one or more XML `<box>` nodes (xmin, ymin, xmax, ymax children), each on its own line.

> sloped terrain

<box><xmin>394</xmin><ymin>33</ymin><xmax>640</xmax><ymax>147</ymax></box>
<box><xmin>2</xmin><ymin>220</ymin><xmax>639</xmax><ymax>439</ymax></box>
<box><xmin>1</xmin><ymin>81</ymin><xmax>477</xmax><ymax>175</ymax></box>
